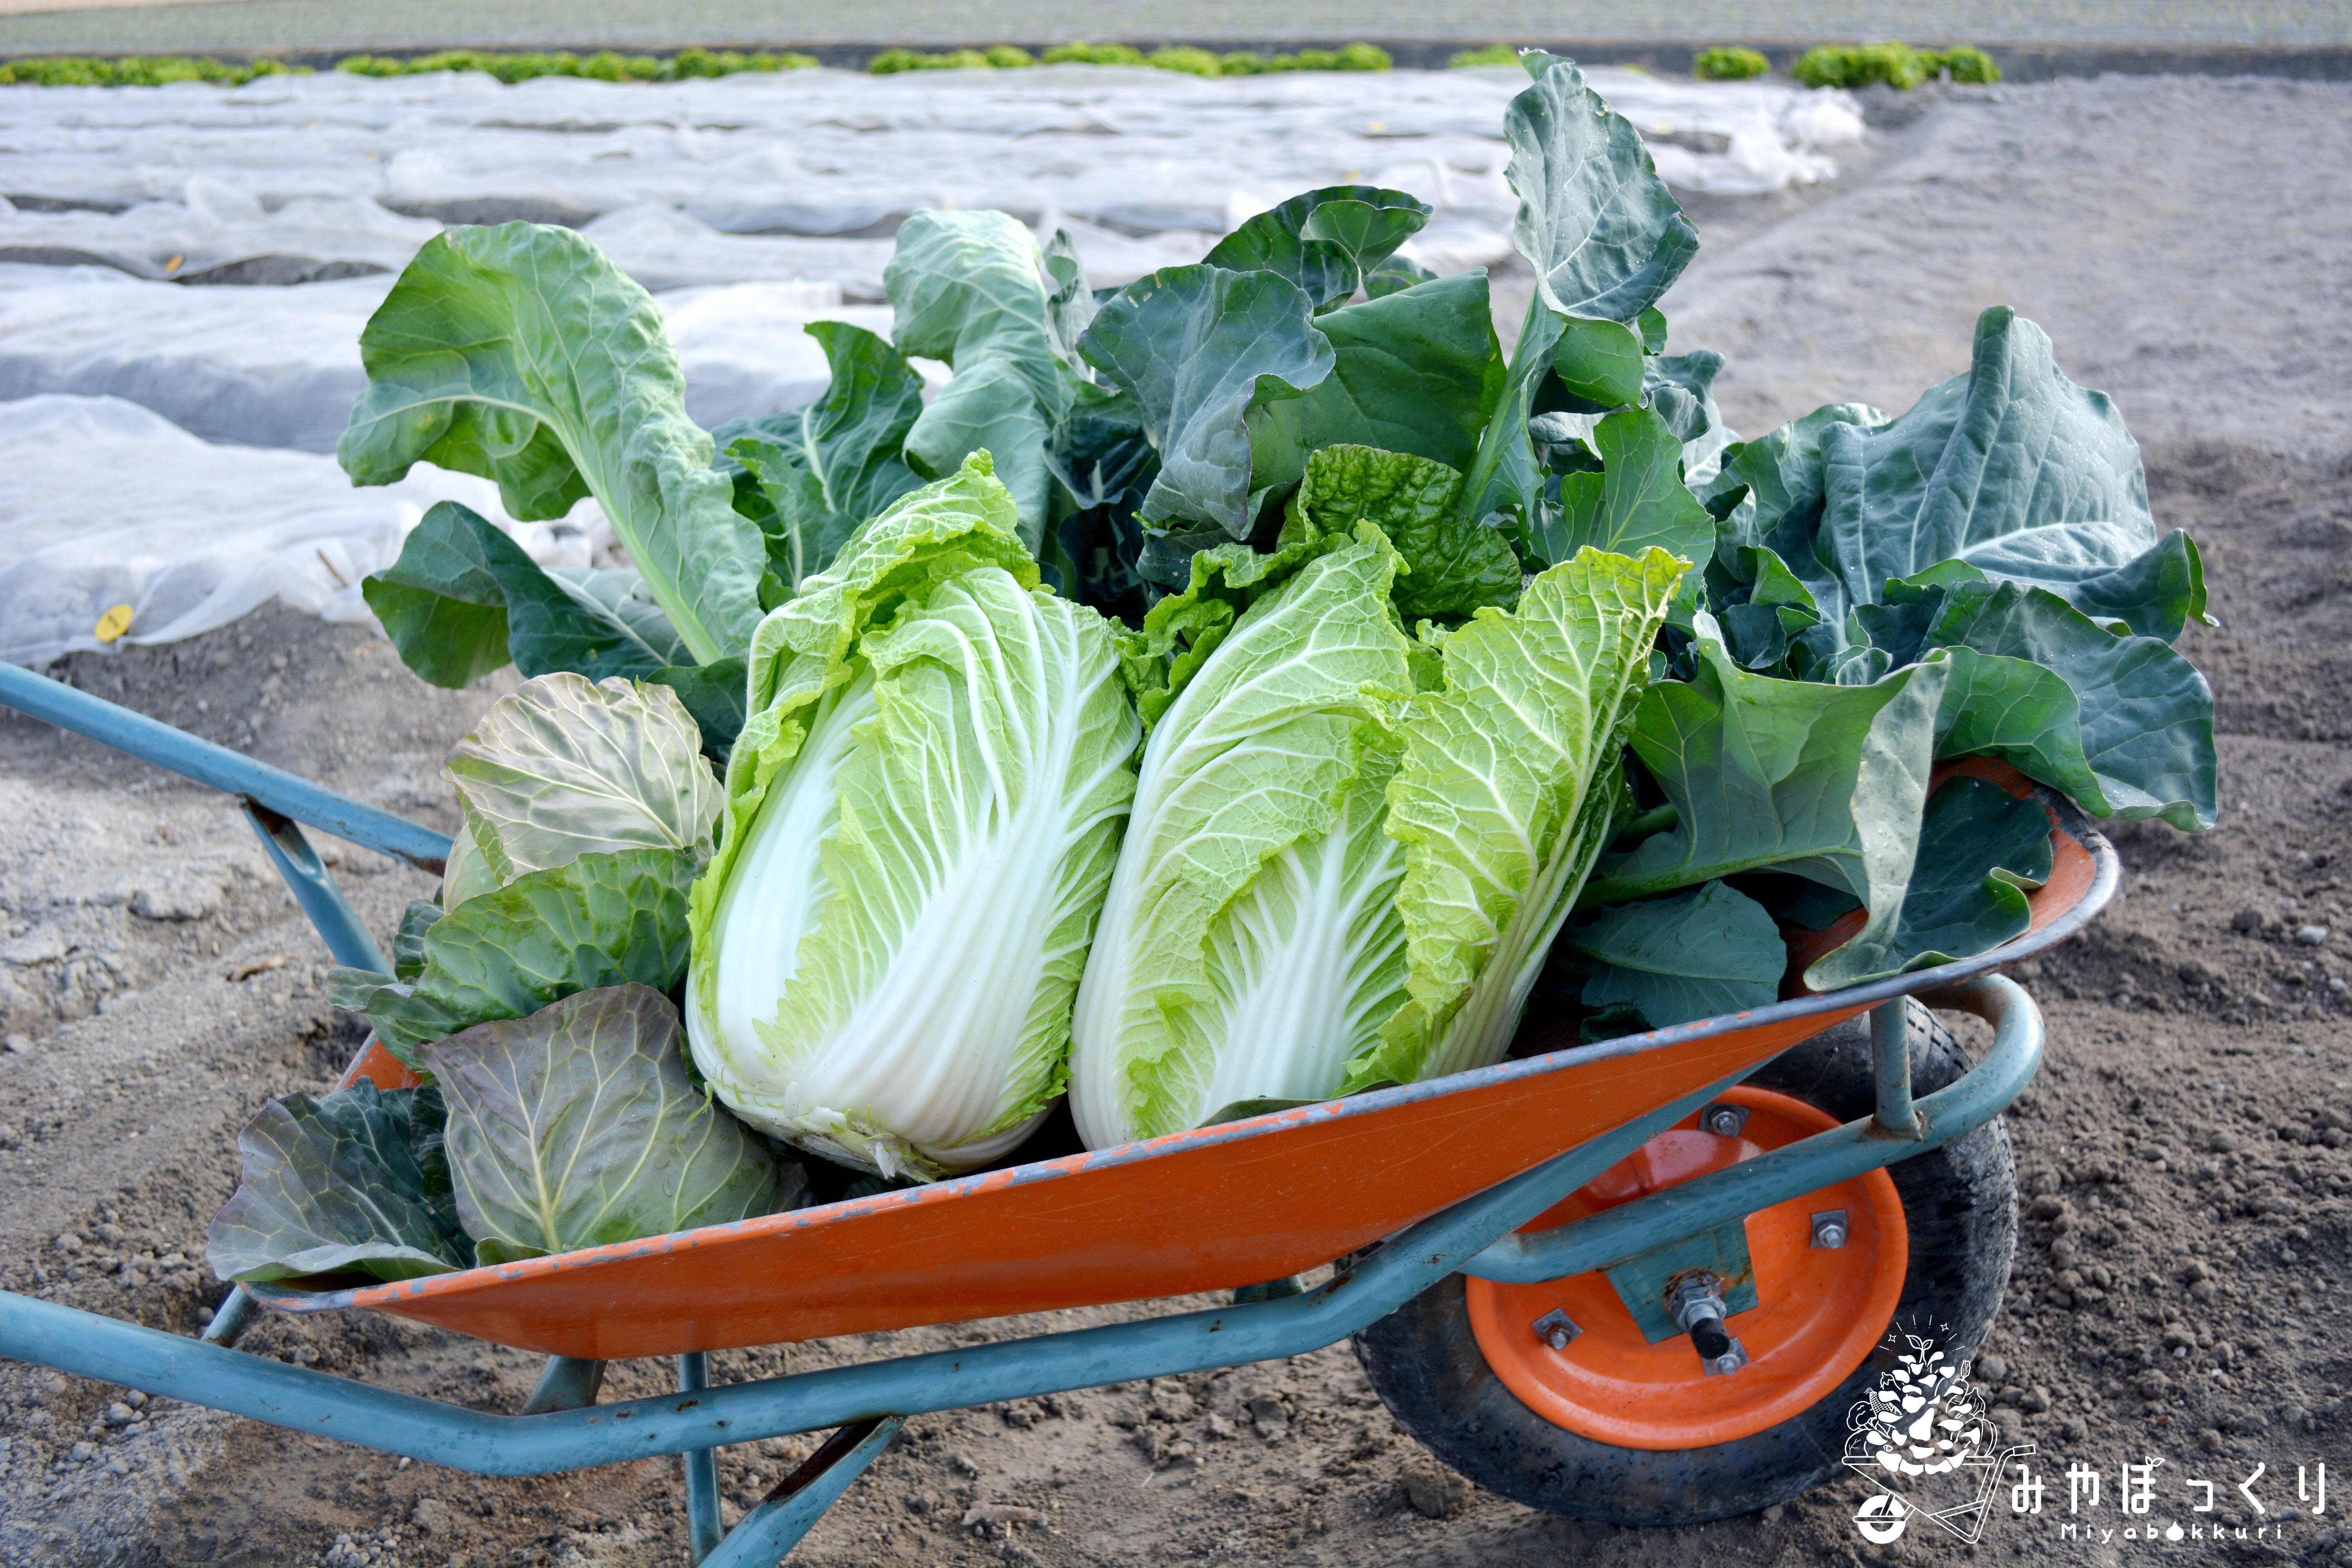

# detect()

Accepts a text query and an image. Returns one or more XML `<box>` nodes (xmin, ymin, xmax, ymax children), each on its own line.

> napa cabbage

<box><xmin>685</xmin><ymin>453</ymin><xmax>1144</xmax><ymax>1179</ymax></box>
<box><xmin>1070</xmin><ymin>537</ymin><xmax>1682</xmax><ymax>1146</ymax></box>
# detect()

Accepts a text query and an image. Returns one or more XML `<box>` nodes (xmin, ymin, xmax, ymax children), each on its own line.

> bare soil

<box><xmin>4</xmin><ymin>71</ymin><xmax>2352</xmax><ymax>1568</ymax></box>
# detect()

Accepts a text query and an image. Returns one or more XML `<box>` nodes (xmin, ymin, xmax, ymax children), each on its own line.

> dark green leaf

<box><xmin>1363</xmin><ymin>253</ymin><xmax>1437</xmax><ymax>300</ymax></box>
<box><xmin>1708</xmin><ymin>400</ymin><xmax>1891</xmax><ymax>566</ymax></box>
<box><xmin>885</xmin><ymin>209</ymin><xmax>1075</xmax><ymax>418</ymax></box>
<box><xmin>1079</xmin><ymin>264</ymin><xmax>1335</xmax><ymax>539</ymax></box>
<box><xmin>1041</xmin><ymin>226</ymin><xmax>1098</xmax><ymax>361</ymax></box>
<box><xmin>898</xmin><ymin>358</ymin><xmax>1054</xmax><ymax>550</ymax></box>
<box><xmin>1563</xmin><ymin>879</ymin><xmax>1783</xmax><ymax>1030</ymax></box>
<box><xmin>1455</xmin><ymin>295</ymin><xmax>1566</xmax><ymax>532</ymax></box>
<box><xmin>724</xmin><ymin>321</ymin><xmax>927</xmax><ymax>592</ymax></box>
<box><xmin>1546</xmin><ymin>407</ymin><xmax>1716</xmax><ymax>568</ymax></box>
<box><xmin>1507</xmin><ymin>55</ymin><xmax>1700</xmax><ymax>324</ymax></box>
<box><xmin>206</xmin><ymin>1082</ymin><xmax>470</xmax><ymax>1283</ymax></box>
<box><xmin>369</xmin><ymin>503</ymin><xmax>695</xmax><ymax>686</ymax></box>
<box><xmin>1880</xmin><ymin>775</ymin><xmax>2051</xmax><ymax>971</ymax></box>
<box><xmin>426</xmin><ymin>984</ymin><xmax>799</xmax><ymax>1263</ymax></box>
<box><xmin>1584</xmin><ymin>617</ymin><xmax>1948</xmax><ymax>990</ymax></box>
<box><xmin>650</xmin><ymin>657</ymin><xmax>747</xmax><ymax>759</ymax></box>
<box><xmin>886</xmin><ymin>211</ymin><xmax>1078</xmax><ymax>548</ymax></box>
<box><xmin>1246</xmin><ymin>271</ymin><xmax>1503</xmax><ymax>492</ymax></box>
<box><xmin>358</xmin><ymin>504</ymin><xmax>512</xmax><ymax>688</ymax></box>
<box><xmin>1042</xmin><ymin>394</ymin><xmax>1159</xmax><ymax>621</ymax></box>
<box><xmin>1203</xmin><ymin>185</ymin><xmax>1432</xmax><ymax>310</ymax></box>
<box><xmin>1921</xmin><ymin>579</ymin><xmax>2217</xmax><ymax>830</ymax></box>
<box><xmin>510</xmin><ymin>567</ymin><xmax>690</xmax><ymax>680</ymax></box>
<box><xmin>1815</xmin><ymin>308</ymin><xmax>2206</xmax><ymax>637</ymax></box>
<box><xmin>391</xmin><ymin>900</ymin><xmax>439</xmax><ymax>984</ymax></box>
<box><xmin>1549</xmin><ymin>316</ymin><xmax>1646</xmax><ymax>408</ymax></box>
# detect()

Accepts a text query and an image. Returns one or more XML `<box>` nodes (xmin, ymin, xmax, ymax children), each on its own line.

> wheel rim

<box><xmin>1465</xmin><ymin>1085</ymin><xmax>1908</xmax><ymax>1451</ymax></box>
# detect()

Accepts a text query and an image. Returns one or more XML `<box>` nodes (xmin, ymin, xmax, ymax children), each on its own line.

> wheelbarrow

<box><xmin>0</xmin><ymin>658</ymin><xmax>2114</xmax><ymax>1558</ymax></box>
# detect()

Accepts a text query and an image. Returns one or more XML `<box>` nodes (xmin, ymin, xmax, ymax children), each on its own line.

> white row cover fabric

<box><xmin>0</xmin><ymin>190</ymin><xmax>1225</xmax><ymax>301</ymax></box>
<box><xmin>0</xmin><ymin>67</ymin><xmax>1862</xmax><ymax>281</ymax></box>
<box><xmin>0</xmin><ymin>394</ymin><xmax>604</xmax><ymax>667</ymax></box>
<box><xmin>0</xmin><ymin>264</ymin><xmax>900</xmax><ymax>450</ymax></box>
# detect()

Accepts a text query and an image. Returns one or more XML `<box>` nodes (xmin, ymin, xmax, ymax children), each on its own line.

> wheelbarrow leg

<box><xmin>200</xmin><ymin>1286</ymin><xmax>259</xmax><ymax>1347</ymax></box>
<box><xmin>1870</xmin><ymin>998</ymin><xmax>1924</xmax><ymax>1137</ymax></box>
<box><xmin>701</xmin><ymin>1416</ymin><xmax>905</xmax><ymax>1568</ymax></box>
<box><xmin>240</xmin><ymin>802</ymin><xmax>390</xmax><ymax>973</ymax></box>
<box><xmin>522</xmin><ymin>1356</ymin><xmax>605</xmax><ymax>1415</ymax></box>
<box><xmin>679</xmin><ymin>1352</ymin><xmax>722</xmax><ymax>1562</ymax></box>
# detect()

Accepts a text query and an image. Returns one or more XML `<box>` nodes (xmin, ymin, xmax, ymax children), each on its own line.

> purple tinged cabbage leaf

<box><xmin>426</xmin><ymin>984</ymin><xmax>800</xmax><ymax>1265</ymax></box>
<box><xmin>207</xmin><ymin>1081</ymin><xmax>468</xmax><ymax>1283</ymax></box>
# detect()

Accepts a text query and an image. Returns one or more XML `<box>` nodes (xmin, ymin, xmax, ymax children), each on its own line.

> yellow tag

<box><xmin>93</xmin><ymin>603</ymin><xmax>133</xmax><ymax>643</ymax></box>
<box><xmin>163</xmin><ymin>254</ymin><xmax>184</xmax><ymax>275</ymax></box>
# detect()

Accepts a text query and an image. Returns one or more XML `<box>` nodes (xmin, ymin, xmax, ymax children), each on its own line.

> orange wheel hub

<box><xmin>1466</xmin><ymin>1086</ymin><xmax>1907</xmax><ymax>1450</ymax></box>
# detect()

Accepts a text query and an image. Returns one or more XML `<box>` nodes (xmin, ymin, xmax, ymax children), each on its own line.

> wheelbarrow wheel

<box><xmin>1352</xmin><ymin>996</ymin><xmax>2016</xmax><ymax>1526</ymax></box>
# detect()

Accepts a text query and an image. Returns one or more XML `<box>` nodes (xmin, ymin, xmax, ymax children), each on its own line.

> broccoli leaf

<box><xmin>1815</xmin><ymin>308</ymin><xmax>2207</xmax><ymax>638</ymax></box>
<box><xmin>428</xmin><ymin>984</ymin><xmax>798</xmax><ymax>1264</ymax></box>
<box><xmin>1583</xmin><ymin>615</ymin><xmax>1947</xmax><ymax>990</ymax></box>
<box><xmin>1246</xmin><ymin>271</ymin><xmax>1504</xmax><ymax>494</ymax></box>
<box><xmin>725</xmin><ymin>321</ymin><xmax>927</xmax><ymax>592</ymax></box>
<box><xmin>366</xmin><ymin>501</ymin><xmax>690</xmax><ymax>687</ymax></box>
<box><xmin>339</xmin><ymin>224</ymin><xmax>765</xmax><ymax>666</ymax></box>
<box><xmin>1453</xmin><ymin>57</ymin><xmax>1696</xmax><ymax>533</ymax></box>
<box><xmin>1547</xmin><ymin>406</ymin><xmax>1717</xmax><ymax>568</ymax></box>
<box><xmin>1204</xmin><ymin>185</ymin><xmax>1432</xmax><ymax>310</ymax></box>
<box><xmin>886</xmin><ymin>211</ymin><xmax>1079</xmax><ymax>546</ymax></box>
<box><xmin>1509</xmin><ymin>54</ymin><xmax>1701</xmax><ymax>325</ymax></box>
<box><xmin>1881</xmin><ymin>775</ymin><xmax>2052</xmax><ymax>971</ymax></box>
<box><xmin>358</xmin><ymin>503</ymin><xmax>514</xmax><ymax>688</ymax></box>
<box><xmin>1080</xmin><ymin>264</ymin><xmax>1335</xmax><ymax>540</ymax></box>
<box><xmin>648</xmin><ymin>657</ymin><xmax>748</xmax><ymax>760</ymax></box>
<box><xmin>1563</xmin><ymin>879</ymin><xmax>1783</xmax><ymax>1031</ymax></box>
<box><xmin>391</xmin><ymin>900</ymin><xmax>439</xmax><ymax>983</ymax></box>
<box><xmin>1920</xmin><ymin>579</ymin><xmax>2217</xmax><ymax>830</ymax></box>
<box><xmin>1548</xmin><ymin>316</ymin><xmax>1646</xmax><ymax>408</ymax></box>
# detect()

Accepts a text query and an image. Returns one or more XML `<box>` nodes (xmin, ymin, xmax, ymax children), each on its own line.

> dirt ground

<box><xmin>3</xmin><ymin>71</ymin><xmax>2351</xmax><ymax>1568</ymax></box>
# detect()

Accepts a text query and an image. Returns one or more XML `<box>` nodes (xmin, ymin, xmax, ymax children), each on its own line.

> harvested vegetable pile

<box><xmin>204</xmin><ymin>51</ymin><xmax>2215</xmax><ymax>1284</ymax></box>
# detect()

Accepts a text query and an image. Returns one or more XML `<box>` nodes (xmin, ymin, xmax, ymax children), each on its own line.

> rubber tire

<box><xmin>1352</xmin><ymin>997</ymin><xmax>2017</xmax><ymax>1526</ymax></box>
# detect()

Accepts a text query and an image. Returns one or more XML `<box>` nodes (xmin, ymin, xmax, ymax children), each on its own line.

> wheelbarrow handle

<box><xmin>0</xmin><ymin>660</ymin><xmax>451</xmax><ymax>873</ymax></box>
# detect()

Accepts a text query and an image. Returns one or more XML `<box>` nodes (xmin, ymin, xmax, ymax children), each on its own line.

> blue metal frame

<box><xmin>0</xmin><ymin>662</ymin><xmax>452</xmax><ymax>872</ymax></box>
<box><xmin>0</xmin><ymin>661</ymin><xmax>2101</xmax><ymax>1567</ymax></box>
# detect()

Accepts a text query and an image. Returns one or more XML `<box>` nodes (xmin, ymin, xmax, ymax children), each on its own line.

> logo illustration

<box><xmin>1844</xmin><ymin>1326</ymin><xmax>2035</xmax><ymax>1544</ymax></box>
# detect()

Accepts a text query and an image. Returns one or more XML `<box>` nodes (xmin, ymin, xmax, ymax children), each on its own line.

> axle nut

<box><xmin>1698</xmin><ymin>1102</ymin><xmax>1750</xmax><ymax>1138</ymax></box>
<box><xmin>1811</xmin><ymin>1209</ymin><xmax>1850</xmax><ymax>1249</ymax></box>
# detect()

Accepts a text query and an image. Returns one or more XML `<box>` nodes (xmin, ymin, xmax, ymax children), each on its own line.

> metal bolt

<box><xmin>1699</xmin><ymin>1102</ymin><xmax>1749</xmax><ymax>1138</ymax></box>
<box><xmin>1666</xmin><ymin>1272</ymin><xmax>1749</xmax><ymax>1375</ymax></box>
<box><xmin>1703</xmin><ymin>1341</ymin><xmax>1751</xmax><ymax>1376</ymax></box>
<box><xmin>1811</xmin><ymin>1209</ymin><xmax>1850</xmax><ymax>1249</ymax></box>
<box><xmin>1531</xmin><ymin>1308</ymin><xmax>1581</xmax><ymax>1352</ymax></box>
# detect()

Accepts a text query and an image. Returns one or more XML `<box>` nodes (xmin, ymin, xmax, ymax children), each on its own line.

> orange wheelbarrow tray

<box><xmin>0</xmin><ymin>662</ymin><xmax>2111</xmax><ymax>1566</ymax></box>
